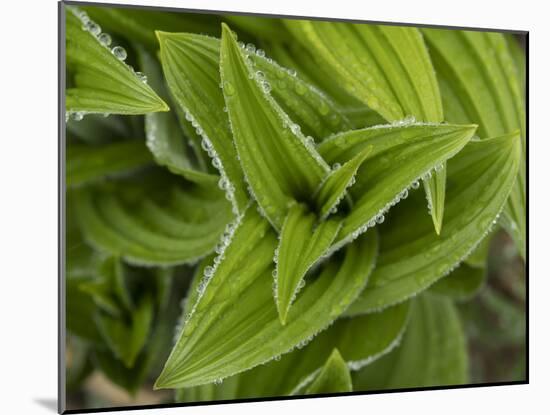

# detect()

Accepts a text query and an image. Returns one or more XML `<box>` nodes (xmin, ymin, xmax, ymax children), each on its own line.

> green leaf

<box><xmin>314</xmin><ymin>145</ymin><xmax>372</xmax><ymax>219</ymax></box>
<box><xmin>423</xmin><ymin>29</ymin><xmax>526</xmax><ymax>258</ymax></box>
<box><xmin>157</xmin><ymin>31</ymin><xmax>249</xmax><ymax>214</ymax></box>
<box><xmin>155</xmin><ymin>206</ymin><xmax>377</xmax><ymax>389</ymax></box>
<box><xmin>346</xmin><ymin>131</ymin><xmax>521</xmax><ymax>313</ymax></box>
<box><xmin>66</xmin><ymin>278</ymin><xmax>103</xmax><ymax>343</ymax></box>
<box><xmin>275</xmin><ymin>204</ymin><xmax>343</xmax><ymax>324</ymax></box>
<box><xmin>73</xmin><ymin>170</ymin><xmax>233</xmax><ymax>266</ymax></box>
<box><xmin>318</xmin><ymin>123</ymin><xmax>476</xmax><ymax>251</ymax></box>
<box><xmin>135</xmin><ymin>45</ymin><xmax>219</xmax><ymax>185</ymax></box>
<box><xmin>353</xmin><ymin>294</ymin><xmax>467</xmax><ymax>390</ymax></box>
<box><xmin>284</xmin><ymin>21</ymin><xmax>447</xmax><ymax>232</ymax></box>
<box><xmin>250</xmin><ymin>48</ymin><xmax>352</xmax><ymax>139</ymax></box>
<box><xmin>223</xmin><ymin>15</ymin><xmax>291</xmax><ymax>42</ymax></box>
<box><xmin>303</xmin><ymin>349</ymin><xmax>352</xmax><ymax>394</ymax></box>
<box><xmin>430</xmin><ymin>263</ymin><xmax>486</xmax><ymax>301</ymax></box>
<box><xmin>65</xmin><ymin>7</ymin><xmax>168</xmax><ymax>116</ymax></box>
<box><xmin>82</xmin><ymin>5</ymin><xmax>221</xmax><ymax>50</ymax></box>
<box><xmin>95</xmin><ymin>295</ymin><xmax>154</xmax><ymax>368</ymax></box>
<box><xmin>176</xmin><ymin>301</ymin><xmax>409</xmax><ymax>400</ymax></box>
<box><xmin>220</xmin><ymin>24</ymin><xmax>330</xmax><ymax>229</ymax></box>
<box><xmin>67</xmin><ymin>139</ymin><xmax>153</xmax><ymax>187</ymax></box>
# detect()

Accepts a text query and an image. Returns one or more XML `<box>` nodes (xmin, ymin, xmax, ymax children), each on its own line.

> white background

<box><xmin>0</xmin><ymin>0</ymin><xmax>545</xmax><ymax>413</ymax></box>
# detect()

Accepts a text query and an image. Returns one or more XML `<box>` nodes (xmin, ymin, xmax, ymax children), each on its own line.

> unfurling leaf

<box><xmin>314</xmin><ymin>145</ymin><xmax>372</xmax><ymax>220</ymax></box>
<box><xmin>275</xmin><ymin>204</ymin><xmax>342</xmax><ymax>324</ymax></box>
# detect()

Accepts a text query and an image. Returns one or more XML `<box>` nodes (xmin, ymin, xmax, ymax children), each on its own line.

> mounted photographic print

<box><xmin>60</xmin><ymin>1</ymin><xmax>527</xmax><ymax>413</ymax></box>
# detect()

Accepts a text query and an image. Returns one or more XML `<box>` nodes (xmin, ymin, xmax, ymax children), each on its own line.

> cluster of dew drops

<box><xmin>66</xmin><ymin>8</ymin><xmax>149</xmax><ymax>123</ymax></box>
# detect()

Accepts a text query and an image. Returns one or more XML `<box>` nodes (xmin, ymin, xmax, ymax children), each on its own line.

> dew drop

<box><xmin>261</xmin><ymin>81</ymin><xmax>272</xmax><ymax>94</ymax></box>
<box><xmin>290</xmin><ymin>123</ymin><xmax>301</xmax><ymax>135</ymax></box>
<box><xmin>295</xmin><ymin>83</ymin><xmax>307</xmax><ymax>95</ymax></box>
<box><xmin>319</xmin><ymin>102</ymin><xmax>330</xmax><ymax>116</ymax></box>
<box><xmin>84</xmin><ymin>21</ymin><xmax>101</xmax><ymax>36</ymax></box>
<box><xmin>112</xmin><ymin>46</ymin><xmax>127</xmax><ymax>61</ymax></box>
<box><xmin>435</xmin><ymin>163</ymin><xmax>444</xmax><ymax>172</ymax></box>
<box><xmin>97</xmin><ymin>32</ymin><xmax>112</xmax><ymax>46</ymax></box>
<box><xmin>71</xmin><ymin>112</ymin><xmax>84</xmax><ymax>121</ymax></box>
<box><xmin>245</xmin><ymin>43</ymin><xmax>256</xmax><ymax>53</ymax></box>
<box><xmin>375</xmin><ymin>214</ymin><xmax>385</xmax><ymax>224</ymax></box>
<box><xmin>256</xmin><ymin>49</ymin><xmax>266</xmax><ymax>57</ymax></box>
<box><xmin>411</xmin><ymin>180</ymin><xmax>420</xmax><ymax>189</ymax></box>
<box><xmin>332</xmin><ymin>163</ymin><xmax>341</xmax><ymax>170</ymax></box>
<box><xmin>288</xmin><ymin>69</ymin><xmax>297</xmax><ymax>77</ymax></box>
<box><xmin>135</xmin><ymin>71</ymin><xmax>148</xmax><ymax>83</ymax></box>
<box><xmin>223</xmin><ymin>81</ymin><xmax>235</xmax><ymax>96</ymax></box>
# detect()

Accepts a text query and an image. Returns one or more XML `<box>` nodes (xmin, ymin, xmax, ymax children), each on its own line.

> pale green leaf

<box><xmin>155</xmin><ymin>206</ymin><xmax>377</xmax><ymax>389</ymax></box>
<box><xmin>67</xmin><ymin>139</ymin><xmax>153</xmax><ymax>187</ymax></box>
<box><xmin>303</xmin><ymin>349</ymin><xmax>352</xmax><ymax>394</ymax></box>
<box><xmin>430</xmin><ymin>263</ymin><xmax>486</xmax><ymax>301</ymax></box>
<box><xmin>135</xmin><ymin>45</ymin><xmax>219</xmax><ymax>185</ymax></box>
<box><xmin>220</xmin><ymin>24</ymin><xmax>329</xmax><ymax>229</ymax></box>
<box><xmin>353</xmin><ymin>294</ymin><xmax>467</xmax><ymax>390</ymax></box>
<box><xmin>157</xmin><ymin>31</ymin><xmax>249</xmax><ymax>214</ymax></box>
<box><xmin>318</xmin><ymin>123</ymin><xmax>476</xmax><ymax>251</ymax></box>
<box><xmin>276</xmin><ymin>204</ymin><xmax>343</xmax><ymax>324</ymax></box>
<box><xmin>65</xmin><ymin>7</ymin><xmax>168</xmax><ymax>115</ymax></box>
<box><xmin>346</xmin><ymin>131</ymin><xmax>521</xmax><ymax>313</ymax></box>
<box><xmin>73</xmin><ymin>170</ymin><xmax>233</xmax><ymax>266</ymax></box>
<box><xmin>314</xmin><ymin>145</ymin><xmax>372</xmax><ymax>219</ymax></box>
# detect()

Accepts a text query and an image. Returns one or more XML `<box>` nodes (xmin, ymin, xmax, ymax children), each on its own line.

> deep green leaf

<box><xmin>430</xmin><ymin>263</ymin><xmax>486</xmax><ymax>301</ymax></box>
<box><xmin>82</xmin><ymin>5</ymin><xmax>221</xmax><ymax>50</ymax></box>
<box><xmin>275</xmin><ymin>204</ymin><xmax>343</xmax><ymax>324</ymax></box>
<box><xmin>66</xmin><ymin>278</ymin><xmax>103</xmax><ymax>343</ymax></box>
<box><xmin>65</xmin><ymin>7</ymin><xmax>168</xmax><ymax>116</ymax></box>
<box><xmin>318</xmin><ymin>123</ymin><xmax>476</xmax><ymax>251</ymax></box>
<box><xmin>303</xmin><ymin>349</ymin><xmax>352</xmax><ymax>394</ymax></box>
<box><xmin>74</xmin><ymin>170</ymin><xmax>232</xmax><ymax>266</ymax></box>
<box><xmin>353</xmin><ymin>294</ymin><xmax>467</xmax><ymax>390</ymax></box>
<box><xmin>220</xmin><ymin>24</ymin><xmax>330</xmax><ymax>229</ymax></box>
<box><xmin>67</xmin><ymin>139</ymin><xmax>153</xmax><ymax>187</ymax></box>
<box><xmin>155</xmin><ymin>206</ymin><xmax>377</xmax><ymax>389</ymax></box>
<box><xmin>346</xmin><ymin>131</ymin><xmax>521</xmax><ymax>313</ymax></box>
<box><xmin>95</xmin><ymin>295</ymin><xmax>154</xmax><ymax>368</ymax></box>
